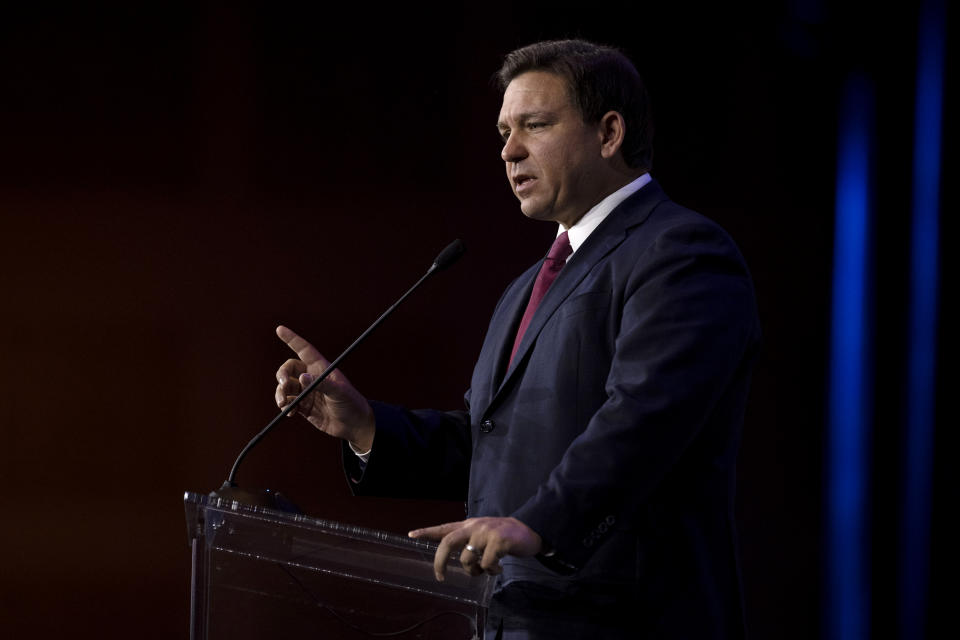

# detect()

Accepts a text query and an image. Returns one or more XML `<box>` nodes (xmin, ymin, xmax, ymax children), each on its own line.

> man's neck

<box><xmin>561</xmin><ymin>171</ymin><xmax>650</xmax><ymax>230</ymax></box>
<box><xmin>560</xmin><ymin>173</ymin><xmax>652</xmax><ymax>254</ymax></box>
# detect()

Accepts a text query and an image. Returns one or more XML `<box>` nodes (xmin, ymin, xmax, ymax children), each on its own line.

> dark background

<box><xmin>0</xmin><ymin>2</ymin><xmax>951</xmax><ymax>638</ymax></box>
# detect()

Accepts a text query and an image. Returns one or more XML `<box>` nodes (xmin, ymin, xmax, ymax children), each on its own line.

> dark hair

<box><xmin>496</xmin><ymin>39</ymin><xmax>653</xmax><ymax>171</ymax></box>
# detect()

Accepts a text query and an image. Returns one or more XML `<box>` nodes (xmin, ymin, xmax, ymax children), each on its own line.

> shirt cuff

<box><xmin>348</xmin><ymin>441</ymin><xmax>372</xmax><ymax>465</ymax></box>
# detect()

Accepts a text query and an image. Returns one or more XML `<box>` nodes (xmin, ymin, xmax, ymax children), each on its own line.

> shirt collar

<box><xmin>560</xmin><ymin>173</ymin><xmax>652</xmax><ymax>254</ymax></box>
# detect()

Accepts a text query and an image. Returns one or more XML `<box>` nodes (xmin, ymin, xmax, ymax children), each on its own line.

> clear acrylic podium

<box><xmin>185</xmin><ymin>491</ymin><xmax>494</xmax><ymax>639</ymax></box>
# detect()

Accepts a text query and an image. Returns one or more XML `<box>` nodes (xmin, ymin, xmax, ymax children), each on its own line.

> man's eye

<box><xmin>527</xmin><ymin>122</ymin><xmax>546</xmax><ymax>129</ymax></box>
<box><xmin>499</xmin><ymin>130</ymin><xmax>510</xmax><ymax>142</ymax></box>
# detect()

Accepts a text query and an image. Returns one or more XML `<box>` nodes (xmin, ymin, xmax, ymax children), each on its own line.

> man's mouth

<box><xmin>514</xmin><ymin>175</ymin><xmax>536</xmax><ymax>194</ymax></box>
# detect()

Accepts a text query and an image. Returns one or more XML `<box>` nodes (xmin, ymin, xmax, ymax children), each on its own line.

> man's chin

<box><xmin>519</xmin><ymin>201</ymin><xmax>554</xmax><ymax>223</ymax></box>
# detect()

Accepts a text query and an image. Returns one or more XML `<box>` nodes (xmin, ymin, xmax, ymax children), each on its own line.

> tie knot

<box><xmin>547</xmin><ymin>231</ymin><xmax>573</xmax><ymax>263</ymax></box>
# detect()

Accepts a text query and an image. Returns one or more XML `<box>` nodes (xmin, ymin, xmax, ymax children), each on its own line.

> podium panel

<box><xmin>185</xmin><ymin>491</ymin><xmax>493</xmax><ymax>639</ymax></box>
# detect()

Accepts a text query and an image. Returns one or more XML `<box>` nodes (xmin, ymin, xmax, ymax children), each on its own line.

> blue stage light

<box><xmin>899</xmin><ymin>0</ymin><xmax>944</xmax><ymax>637</ymax></box>
<box><xmin>826</xmin><ymin>71</ymin><xmax>874</xmax><ymax>640</ymax></box>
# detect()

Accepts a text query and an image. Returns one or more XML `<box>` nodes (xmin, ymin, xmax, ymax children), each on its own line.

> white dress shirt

<box><xmin>562</xmin><ymin>172</ymin><xmax>651</xmax><ymax>256</ymax></box>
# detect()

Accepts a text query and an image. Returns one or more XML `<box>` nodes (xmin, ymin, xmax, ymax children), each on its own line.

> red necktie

<box><xmin>509</xmin><ymin>231</ymin><xmax>573</xmax><ymax>365</ymax></box>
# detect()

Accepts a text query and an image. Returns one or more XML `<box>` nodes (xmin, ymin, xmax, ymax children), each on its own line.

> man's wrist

<box><xmin>351</xmin><ymin>402</ymin><xmax>376</xmax><ymax>452</ymax></box>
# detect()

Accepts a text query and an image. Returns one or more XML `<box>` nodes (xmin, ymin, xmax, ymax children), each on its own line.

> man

<box><xmin>275</xmin><ymin>40</ymin><xmax>759</xmax><ymax>639</ymax></box>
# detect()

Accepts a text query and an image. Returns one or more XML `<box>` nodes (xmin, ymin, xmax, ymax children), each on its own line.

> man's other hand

<box><xmin>274</xmin><ymin>325</ymin><xmax>375</xmax><ymax>452</ymax></box>
<box><xmin>408</xmin><ymin>517</ymin><xmax>543</xmax><ymax>581</ymax></box>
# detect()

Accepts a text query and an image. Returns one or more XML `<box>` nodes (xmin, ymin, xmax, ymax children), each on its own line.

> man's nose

<box><xmin>501</xmin><ymin>133</ymin><xmax>527</xmax><ymax>163</ymax></box>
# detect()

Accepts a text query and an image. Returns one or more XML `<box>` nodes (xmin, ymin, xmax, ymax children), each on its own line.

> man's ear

<box><xmin>598</xmin><ymin>110</ymin><xmax>627</xmax><ymax>159</ymax></box>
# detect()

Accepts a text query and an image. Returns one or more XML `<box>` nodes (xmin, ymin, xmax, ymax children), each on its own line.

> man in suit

<box><xmin>275</xmin><ymin>40</ymin><xmax>760</xmax><ymax>638</ymax></box>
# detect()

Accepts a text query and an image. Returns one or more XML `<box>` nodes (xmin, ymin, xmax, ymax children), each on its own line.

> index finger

<box><xmin>408</xmin><ymin>520</ymin><xmax>465</xmax><ymax>541</ymax></box>
<box><xmin>276</xmin><ymin>325</ymin><xmax>329</xmax><ymax>367</ymax></box>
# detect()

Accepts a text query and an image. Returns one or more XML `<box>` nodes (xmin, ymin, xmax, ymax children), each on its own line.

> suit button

<box><xmin>480</xmin><ymin>419</ymin><xmax>495</xmax><ymax>433</ymax></box>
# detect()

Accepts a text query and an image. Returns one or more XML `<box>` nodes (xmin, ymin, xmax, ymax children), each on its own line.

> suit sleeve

<box><xmin>511</xmin><ymin>219</ymin><xmax>760</xmax><ymax>570</ymax></box>
<box><xmin>342</xmin><ymin>400</ymin><xmax>472</xmax><ymax>500</ymax></box>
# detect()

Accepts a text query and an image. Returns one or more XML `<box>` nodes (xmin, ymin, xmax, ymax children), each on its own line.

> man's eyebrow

<box><xmin>496</xmin><ymin>111</ymin><xmax>556</xmax><ymax>130</ymax></box>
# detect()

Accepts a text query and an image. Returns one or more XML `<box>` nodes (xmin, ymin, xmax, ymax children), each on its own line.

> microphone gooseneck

<box><xmin>217</xmin><ymin>239</ymin><xmax>466</xmax><ymax>495</ymax></box>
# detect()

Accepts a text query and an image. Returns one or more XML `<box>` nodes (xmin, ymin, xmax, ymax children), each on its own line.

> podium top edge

<box><xmin>183</xmin><ymin>490</ymin><xmax>438</xmax><ymax>553</ymax></box>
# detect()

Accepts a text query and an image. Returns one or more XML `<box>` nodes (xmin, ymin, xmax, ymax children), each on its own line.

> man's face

<box><xmin>497</xmin><ymin>71</ymin><xmax>607</xmax><ymax>228</ymax></box>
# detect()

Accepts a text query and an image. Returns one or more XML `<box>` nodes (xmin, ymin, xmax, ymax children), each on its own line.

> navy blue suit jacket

<box><xmin>345</xmin><ymin>180</ymin><xmax>760</xmax><ymax>638</ymax></box>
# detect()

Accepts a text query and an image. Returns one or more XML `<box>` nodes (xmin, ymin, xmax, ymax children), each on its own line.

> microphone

<box><xmin>431</xmin><ymin>238</ymin><xmax>465</xmax><ymax>272</ymax></box>
<box><xmin>212</xmin><ymin>239</ymin><xmax>466</xmax><ymax>510</ymax></box>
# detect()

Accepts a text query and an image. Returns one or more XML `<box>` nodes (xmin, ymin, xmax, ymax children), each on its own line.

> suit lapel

<box><xmin>486</xmin><ymin>264</ymin><xmax>538</xmax><ymax>390</ymax></box>
<box><xmin>482</xmin><ymin>180</ymin><xmax>669</xmax><ymax>414</ymax></box>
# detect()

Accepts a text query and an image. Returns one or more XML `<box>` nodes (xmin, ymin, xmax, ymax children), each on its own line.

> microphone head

<box><xmin>431</xmin><ymin>239</ymin><xmax>466</xmax><ymax>272</ymax></box>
